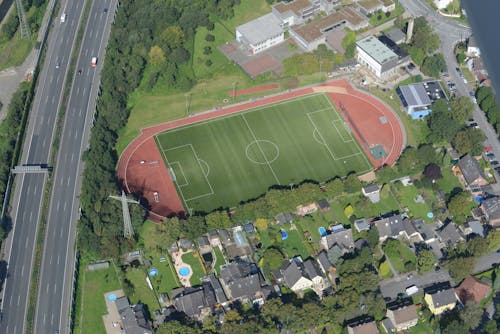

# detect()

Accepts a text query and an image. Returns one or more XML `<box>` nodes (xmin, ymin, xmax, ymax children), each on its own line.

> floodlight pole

<box><xmin>232</xmin><ymin>82</ymin><xmax>237</xmax><ymax>103</ymax></box>
<box><xmin>109</xmin><ymin>190</ymin><xmax>139</xmax><ymax>239</ymax></box>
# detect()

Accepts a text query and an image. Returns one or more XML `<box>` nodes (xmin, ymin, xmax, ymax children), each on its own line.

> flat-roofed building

<box><xmin>357</xmin><ymin>0</ymin><xmax>383</xmax><ymax>16</ymax></box>
<box><xmin>356</xmin><ymin>35</ymin><xmax>399</xmax><ymax>79</ymax></box>
<box><xmin>273</xmin><ymin>0</ymin><xmax>336</xmax><ymax>28</ymax></box>
<box><xmin>236</xmin><ymin>13</ymin><xmax>284</xmax><ymax>55</ymax></box>
<box><xmin>396</xmin><ymin>80</ymin><xmax>447</xmax><ymax>119</ymax></box>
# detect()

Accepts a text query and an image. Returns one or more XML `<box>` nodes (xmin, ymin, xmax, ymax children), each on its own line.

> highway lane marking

<box><xmin>56</xmin><ymin>75</ymin><xmax>60</xmax><ymax>84</ymax></box>
<box><xmin>83</xmin><ymin>87</ymin><xmax>87</xmax><ymax>95</ymax></box>
<box><xmin>34</xmin><ymin>185</ymin><xmax>38</xmax><ymax>194</ymax></box>
<box><xmin>49</xmin><ymin>75</ymin><xmax>53</xmax><ymax>84</ymax></box>
<box><xmin>17</xmin><ymin>295</ymin><xmax>20</xmax><ymax>306</ymax></box>
<box><xmin>45</xmin><ymin>95</ymin><xmax>49</xmax><ymax>104</ymax></box>
<box><xmin>60</xmin><ymin>177</ymin><xmax>64</xmax><ymax>186</ymax></box>
<box><xmin>71</xmin><ymin>153</ymin><xmax>75</xmax><ymax>162</ymax></box>
<box><xmin>67</xmin><ymin>177</ymin><xmax>70</xmax><ymax>186</ymax></box>
<box><xmin>49</xmin><ymin>256</ymin><xmax>52</xmax><ymax>265</ymax></box>
<box><xmin>21</xmin><ymin>265</ymin><xmax>25</xmax><ymax>276</ymax></box>
<box><xmin>52</xmin><ymin>96</ymin><xmax>55</xmax><ymax>104</ymax></box>
<box><xmin>27</xmin><ymin>185</ymin><xmax>31</xmax><ymax>194</ymax></box>
<box><xmin>56</xmin><ymin>200</ymin><xmax>60</xmax><ymax>211</ymax></box>
<box><xmin>84</xmin><ymin>48</ymin><xmax>88</xmax><ymax>56</ymax></box>
<box><xmin>77</xmin><ymin>86</ymin><xmax>80</xmax><ymax>95</ymax></box>
<box><xmin>57</xmin><ymin>255</ymin><xmax>60</xmax><ymax>265</ymax></box>
<box><xmin>25</xmin><ymin>237</ymin><xmax>29</xmax><ymax>249</ymax></box>
<box><xmin>60</xmin><ymin>227</ymin><xmax>64</xmax><ymax>238</ymax></box>
<box><xmin>64</xmin><ymin>201</ymin><xmax>68</xmax><ymax>212</ymax></box>
<box><xmin>43</xmin><ymin>138</ymin><xmax>47</xmax><ymax>150</ymax></box>
<box><xmin>30</xmin><ymin>211</ymin><xmax>33</xmax><ymax>221</ymax></box>
<box><xmin>43</xmin><ymin>314</ymin><xmax>46</xmax><ymax>325</ymax></box>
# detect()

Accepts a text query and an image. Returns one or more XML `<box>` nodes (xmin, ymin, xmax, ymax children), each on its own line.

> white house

<box><xmin>434</xmin><ymin>0</ymin><xmax>453</xmax><ymax>9</ymax></box>
<box><xmin>236</xmin><ymin>13</ymin><xmax>284</xmax><ymax>55</ymax></box>
<box><xmin>467</xmin><ymin>36</ymin><xmax>481</xmax><ymax>57</ymax></box>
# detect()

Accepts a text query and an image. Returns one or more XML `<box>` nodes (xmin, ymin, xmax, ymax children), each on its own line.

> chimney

<box><xmin>406</xmin><ymin>18</ymin><xmax>414</xmax><ymax>44</ymax></box>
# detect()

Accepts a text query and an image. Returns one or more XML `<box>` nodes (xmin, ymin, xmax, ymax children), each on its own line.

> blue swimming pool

<box><xmin>149</xmin><ymin>268</ymin><xmax>158</xmax><ymax>276</ymax></box>
<box><xmin>318</xmin><ymin>226</ymin><xmax>327</xmax><ymax>237</ymax></box>
<box><xmin>280</xmin><ymin>230</ymin><xmax>288</xmax><ymax>240</ymax></box>
<box><xmin>107</xmin><ymin>294</ymin><xmax>117</xmax><ymax>301</ymax></box>
<box><xmin>179</xmin><ymin>267</ymin><xmax>190</xmax><ymax>277</ymax></box>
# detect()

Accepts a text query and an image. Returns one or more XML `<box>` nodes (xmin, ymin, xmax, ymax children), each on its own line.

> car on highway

<box><xmin>78</xmin><ymin>69</ymin><xmax>82</xmax><ymax>75</ymax></box>
<box><xmin>91</xmin><ymin>57</ymin><xmax>97</xmax><ymax>67</ymax></box>
<box><xmin>455</xmin><ymin>67</ymin><xmax>460</xmax><ymax>72</ymax></box>
<box><xmin>60</xmin><ymin>13</ymin><xmax>66</xmax><ymax>23</ymax></box>
<box><xmin>56</xmin><ymin>62</ymin><xmax>60</xmax><ymax>69</ymax></box>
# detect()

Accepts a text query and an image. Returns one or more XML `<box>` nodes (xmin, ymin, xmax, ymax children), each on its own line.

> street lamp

<box><xmin>232</xmin><ymin>81</ymin><xmax>237</xmax><ymax>103</ymax></box>
<box><xmin>184</xmin><ymin>93</ymin><xmax>190</xmax><ymax>116</ymax></box>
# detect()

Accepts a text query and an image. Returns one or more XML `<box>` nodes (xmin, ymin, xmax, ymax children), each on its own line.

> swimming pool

<box><xmin>107</xmin><ymin>294</ymin><xmax>117</xmax><ymax>301</ymax></box>
<box><xmin>280</xmin><ymin>229</ymin><xmax>288</xmax><ymax>240</ymax></box>
<box><xmin>178</xmin><ymin>267</ymin><xmax>190</xmax><ymax>277</ymax></box>
<box><xmin>318</xmin><ymin>226</ymin><xmax>327</xmax><ymax>237</ymax></box>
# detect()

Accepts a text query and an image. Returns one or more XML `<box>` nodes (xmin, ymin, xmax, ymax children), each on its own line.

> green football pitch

<box><xmin>155</xmin><ymin>93</ymin><xmax>372</xmax><ymax>213</ymax></box>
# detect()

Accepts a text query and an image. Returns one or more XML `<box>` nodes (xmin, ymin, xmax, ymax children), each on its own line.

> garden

<box><xmin>382</xmin><ymin>239</ymin><xmax>417</xmax><ymax>273</ymax></box>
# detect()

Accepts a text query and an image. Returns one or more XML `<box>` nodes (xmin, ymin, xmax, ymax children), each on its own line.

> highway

<box><xmin>0</xmin><ymin>1</ymin><xmax>85</xmax><ymax>333</ymax></box>
<box><xmin>34</xmin><ymin>0</ymin><xmax>116</xmax><ymax>333</ymax></box>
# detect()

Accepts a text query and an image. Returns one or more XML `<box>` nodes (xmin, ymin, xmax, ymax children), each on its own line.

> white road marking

<box><xmin>56</xmin><ymin>200</ymin><xmax>60</xmax><ymax>211</ymax></box>
<box><xmin>64</xmin><ymin>201</ymin><xmax>68</xmax><ymax>211</ymax></box>
<box><xmin>21</xmin><ymin>265</ymin><xmax>25</xmax><ymax>276</ymax></box>
<box><xmin>52</xmin><ymin>96</ymin><xmax>55</xmax><ymax>104</ymax></box>
<box><xmin>57</xmin><ymin>255</ymin><xmax>60</xmax><ymax>265</ymax></box>
<box><xmin>77</xmin><ymin>87</ymin><xmax>80</xmax><ymax>95</ymax></box>
<box><xmin>25</xmin><ymin>237</ymin><xmax>29</xmax><ymax>249</ymax></box>
<box><xmin>71</xmin><ymin>153</ymin><xmax>75</xmax><ymax>162</ymax></box>
<box><xmin>67</xmin><ymin>177</ymin><xmax>70</xmax><ymax>186</ymax></box>
<box><xmin>56</xmin><ymin>75</ymin><xmax>60</xmax><ymax>84</ymax></box>
<box><xmin>49</xmin><ymin>75</ymin><xmax>53</xmax><ymax>84</ymax></box>
<box><xmin>49</xmin><ymin>256</ymin><xmax>53</xmax><ymax>265</ymax></box>
<box><xmin>17</xmin><ymin>295</ymin><xmax>20</xmax><ymax>306</ymax></box>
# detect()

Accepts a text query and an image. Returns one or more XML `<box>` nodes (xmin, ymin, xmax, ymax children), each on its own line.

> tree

<box><xmin>424</xmin><ymin>163</ymin><xmax>442</xmax><ymax>182</ymax></box>
<box><xmin>412</xmin><ymin>17</ymin><xmax>439</xmax><ymax>53</ymax></box>
<box><xmin>344</xmin><ymin>173</ymin><xmax>361</xmax><ymax>193</ymax></box>
<box><xmin>459</xmin><ymin>300</ymin><xmax>482</xmax><ymax>330</ymax></box>
<box><xmin>325</xmin><ymin>178</ymin><xmax>344</xmax><ymax>198</ymax></box>
<box><xmin>428</xmin><ymin>102</ymin><xmax>461</xmax><ymax>143</ymax></box>
<box><xmin>398</xmin><ymin>147</ymin><xmax>421</xmax><ymax>174</ymax></box>
<box><xmin>450</xmin><ymin>96</ymin><xmax>475</xmax><ymax>123</ymax></box>
<box><xmin>453</xmin><ymin>128</ymin><xmax>485</xmax><ymax>156</ymax></box>
<box><xmin>205</xmin><ymin>211</ymin><xmax>231</xmax><ymax>230</ymax></box>
<box><xmin>169</xmin><ymin>47</ymin><xmax>190</xmax><ymax>64</ymax></box>
<box><xmin>447</xmin><ymin>192</ymin><xmax>471</xmax><ymax>223</ymax></box>
<box><xmin>417</xmin><ymin>248</ymin><xmax>435</xmax><ymax>273</ymax></box>
<box><xmin>254</xmin><ymin>218</ymin><xmax>268</xmax><ymax>231</ymax></box>
<box><xmin>456</xmin><ymin>52</ymin><xmax>466</xmax><ymax>64</ymax></box>
<box><xmin>263</xmin><ymin>247</ymin><xmax>285</xmax><ymax>270</ymax></box>
<box><xmin>160</xmin><ymin>25</ymin><xmax>185</xmax><ymax>50</ymax></box>
<box><xmin>224</xmin><ymin>309</ymin><xmax>242</xmax><ymax>323</ymax></box>
<box><xmin>446</xmin><ymin>256</ymin><xmax>474</xmax><ymax>283</ymax></box>
<box><xmin>149</xmin><ymin>45</ymin><xmax>166</xmax><ymax>65</ymax></box>
<box><xmin>205</xmin><ymin>33</ymin><xmax>215</xmax><ymax>42</ymax></box>
<box><xmin>421</xmin><ymin>53</ymin><xmax>446</xmax><ymax>78</ymax></box>
<box><xmin>344</xmin><ymin>204</ymin><xmax>354</xmax><ymax>218</ymax></box>
<box><xmin>157</xmin><ymin>321</ymin><xmax>200</xmax><ymax>334</ymax></box>
<box><xmin>442</xmin><ymin>320</ymin><xmax>468</xmax><ymax>334</ymax></box>
<box><xmin>484</xmin><ymin>320</ymin><xmax>498</xmax><ymax>334</ymax></box>
<box><xmin>365</xmin><ymin>227</ymin><xmax>379</xmax><ymax>249</ymax></box>
<box><xmin>467</xmin><ymin>236</ymin><xmax>488</xmax><ymax>257</ymax></box>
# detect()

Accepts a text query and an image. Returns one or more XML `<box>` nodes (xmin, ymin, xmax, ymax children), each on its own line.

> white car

<box><xmin>91</xmin><ymin>57</ymin><xmax>97</xmax><ymax>67</ymax></box>
<box><xmin>60</xmin><ymin>13</ymin><xmax>66</xmax><ymax>23</ymax></box>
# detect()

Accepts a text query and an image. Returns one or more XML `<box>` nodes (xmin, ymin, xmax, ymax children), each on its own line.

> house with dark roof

<box><xmin>207</xmin><ymin>230</ymin><xmax>221</xmax><ymax>247</ymax></box>
<box><xmin>243</xmin><ymin>221</ymin><xmax>255</xmax><ymax>234</ymax></box>
<box><xmin>218</xmin><ymin>229</ymin><xmax>232</xmax><ymax>245</ymax></box>
<box><xmin>455</xmin><ymin>276</ymin><xmax>492</xmax><ymax>304</ymax></box>
<box><xmin>412</xmin><ymin>219</ymin><xmax>438</xmax><ymax>244</ymax></box>
<box><xmin>457</xmin><ymin>154</ymin><xmax>488</xmax><ymax>188</ymax></box>
<box><xmin>375</xmin><ymin>214</ymin><xmax>421</xmax><ymax>242</ymax></box>
<box><xmin>275</xmin><ymin>212</ymin><xmax>294</xmax><ymax>224</ymax></box>
<box><xmin>219</xmin><ymin>260</ymin><xmax>265</xmax><ymax>304</ymax></box>
<box><xmin>114</xmin><ymin>296</ymin><xmax>152</xmax><ymax>333</ymax></box>
<box><xmin>481</xmin><ymin>196</ymin><xmax>500</xmax><ymax>228</ymax></box>
<box><xmin>197</xmin><ymin>236</ymin><xmax>210</xmax><ymax>248</ymax></box>
<box><xmin>317</xmin><ymin>251</ymin><xmax>336</xmax><ymax>282</ymax></box>
<box><xmin>436</xmin><ymin>221</ymin><xmax>464</xmax><ymax>247</ymax></box>
<box><xmin>316</xmin><ymin>199</ymin><xmax>330</xmax><ymax>211</ymax></box>
<box><xmin>178</xmin><ymin>238</ymin><xmax>194</xmax><ymax>250</ymax></box>
<box><xmin>396</xmin><ymin>81</ymin><xmax>447</xmax><ymax>119</ymax></box>
<box><xmin>354</xmin><ymin>218</ymin><xmax>370</xmax><ymax>232</ymax></box>
<box><xmin>424</xmin><ymin>282</ymin><xmax>458</xmax><ymax>315</ymax></box>
<box><xmin>383</xmin><ymin>300</ymin><xmax>418</xmax><ymax>332</ymax></box>
<box><xmin>362</xmin><ymin>184</ymin><xmax>381</xmax><ymax>203</ymax></box>
<box><xmin>204</xmin><ymin>274</ymin><xmax>228</xmax><ymax>305</ymax></box>
<box><xmin>320</xmin><ymin>226</ymin><xmax>354</xmax><ymax>251</ymax></box>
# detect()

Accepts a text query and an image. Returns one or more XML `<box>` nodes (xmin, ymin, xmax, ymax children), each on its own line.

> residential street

<box><xmin>399</xmin><ymin>0</ymin><xmax>500</xmax><ymax>193</ymax></box>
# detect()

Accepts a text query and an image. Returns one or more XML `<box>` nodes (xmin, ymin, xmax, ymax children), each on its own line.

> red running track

<box><xmin>116</xmin><ymin>78</ymin><xmax>404</xmax><ymax>220</ymax></box>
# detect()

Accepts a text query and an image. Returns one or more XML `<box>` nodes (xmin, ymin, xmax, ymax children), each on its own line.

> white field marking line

<box><xmin>123</xmin><ymin>93</ymin><xmax>329</xmax><ymax>194</ymax></box>
<box><xmin>161</xmin><ymin>142</ymin><xmax>215</xmax><ymax>202</ymax></box>
<box><xmin>331</xmin><ymin>119</ymin><xmax>353</xmax><ymax>143</ymax></box>
<box><xmin>169</xmin><ymin>161</ymin><xmax>188</xmax><ymax>187</ymax></box>
<box><xmin>241</xmin><ymin>114</ymin><xmax>281</xmax><ymax>185</ymax></box>
<box><xmin>155</xmin><ymin>138</ymin><xmax>190</xmax><ymax>211</ymax></box>
<box><xmin>307</xmin><ymin>111</ymin><xmax>365</xmax><ymax>161</ymax></box>
<box><xmin>323</xmin><ymin>95</ymin><xmax>373</xmax><ymax>169</ymax></box>
<box><xmin>156</xmin><ymin>93</ymin><xmax>328</xmax><ymax>136</ymax></box>
<box><xmin>198</xmin><ymin>159</ymin><xmax>210</xmax><ymax>177</ymax></box>
<box><xmin>306</xmin><ymin>107</ymin><xmax>342</xmax><ymax>120</ymax></box>
<box><xmin>312</xmin><ymin>129</ymin><xmax>327</xmax><ymax>146</ymax></box>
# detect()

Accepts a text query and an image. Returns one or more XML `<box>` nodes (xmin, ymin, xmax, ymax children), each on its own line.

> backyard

<box><xmin>181</xmin><ymin>251</ymin><xmax>206</xmax><ymax>286</ymax></box>
<box><xmin>79</xmin><ymin>266</ymin><xmax>121</xmax><ymax>334</ymax></box>
<box><xmin>125</xmin><ymin>267</ymin><xmax>160</xmax><ymax>310</ymax></box>
<box><xmin>382</xmin><ymin>239</ymin><xmax>417</xmax><ymax>273</ymax></box>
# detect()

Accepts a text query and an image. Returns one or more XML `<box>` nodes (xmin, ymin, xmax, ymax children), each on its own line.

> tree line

<box><xmin>77</xmin><ymin>0</ymin><xmax>243</xmax><ymax>260</ymax></box>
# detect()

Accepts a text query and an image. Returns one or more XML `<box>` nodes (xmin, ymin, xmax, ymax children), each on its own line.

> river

<box><xmin>461</xmin><ymin>0</ymin><xmax>500</xmax><ymax>97</ymax></box>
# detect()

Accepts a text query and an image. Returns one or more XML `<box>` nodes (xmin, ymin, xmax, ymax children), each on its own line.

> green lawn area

<box><xmin>212</xmin><ymin>246</ymin><xmax>227</xmax><ymax>275</ymax></box>
<box><xmin>379</xmin><ymin>260</ymin><xmax>393</xmax><ymax>279</ymax></box>
<box><xmin>181</xmin><ymin>252</ymin><xmax>206</xmax><ymax>286</ymax></box>
<box><xmin>80</xmin><ymin>267</ymin><xmax>121</xmax><ymax>334</ymax></box>
<box><xmin>408</xmin><ymin>321</ymin><xmax>434</xmax><ymax>334</ymax></box>
<box><xmin>0</xmin><ymin>35</ymin><xmax>33</xmax><ymax>71</ymax></box>
<box><xmin>125</xmin><ymin>268</ymin><xmax>160</xmax><ymax>310</ymax></box>
<box><xmin>383</xmin><ymin>240</ymin><xmax>417</xmax><ymax>273</ymax></box>
<box><xmin>390</xmin><ymin>183</ymin><xmax>435</xmax><ymax>222</ymax></box>
<box><xmin>259</xmin><ymin>224</ymin><xmax>311</xmax><ymax>259</ymax></box>
<box><xmin>156</xmin><ymin>93</ymin><xmax>372</xmax><ymax>212</ymax></box>
<box><xmin>149</xmin><ymin>254</ymin><xmax>181</xmax><ymax>295</ymax></box>
<box><xmin>436</xmin><ymin>168</ymin><xmax>462</xmax><ymax>194</ymax></box>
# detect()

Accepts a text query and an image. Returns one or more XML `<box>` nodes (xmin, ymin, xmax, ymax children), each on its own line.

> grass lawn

<box><xmin>149</xmin><ymin>254</ymin><xmax>181</xmax><ymax>295</ymax></box>
<box><xmin>212</xmin><ymin>246</ymin><xmax>227</xmax><ymax>275</ymax></box>
<box><xmin>0</xmin><ymin>36</ymin><xmax>33</xmax><ymax>71</ymax></box>
<box><xmin>383</xmin><ymin>240</ymin><xmax>417</xmax><ymax>273</ymax></box>
<box><xmin>379</xmin><ymin>260</ymin><xmax>393</xmax><ymax>279</ymax></box>
<box><xmin>181</xmin><ymin>252</ymin><xmax>206</xmax><ymax>286</ymax></box>
<box><xmin>80</xmin><ymin>267</ymin><xmax>121</xmax><ymax>334</ymax></box>
<box><xmin>408</xmin><ymin>321</ymin><xmax>433</xmax><ymax>334</ymax></box>
<box><xmin>390</xmin><ymin>183</ymin><xmax>435</xmax><ymax>222</ymax></box>
<box><xmin>259</xmin><ymin>225</ymin><xmax>311</xmax><ymax>259</ymax></box>
<box><xmin>125</xmin><ymin>268</ymin><xmax>160</xmax><ymax>310</ymax></box>
<box><xmin>436</xmin><ymin>168</ymin><xmax>463</xmax><ymax>194</ymax></box>
<box><xmin>156</xmin><ymin>93</ymin><xmax>372</xmax><ymax>212</ymax></box>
